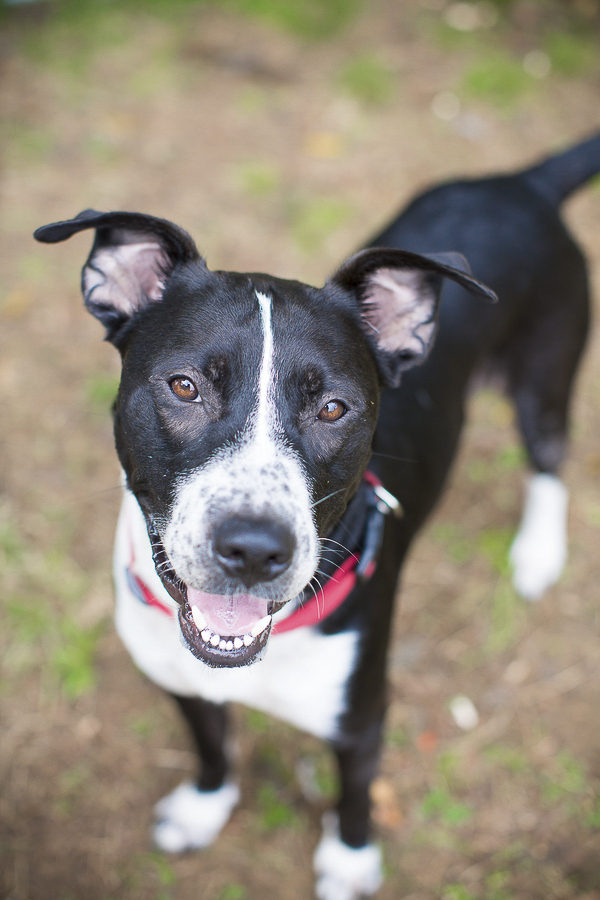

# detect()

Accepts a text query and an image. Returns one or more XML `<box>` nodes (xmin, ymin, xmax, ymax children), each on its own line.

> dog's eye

<box><xmin>317</xmin><ymin>400</ymin><xmax>347</xmax><ymax>422</ymax></box>
<box><xmin>169</xmin><ymin>376</ymin><xmax>200</xmax><ymax>402</ymax></box>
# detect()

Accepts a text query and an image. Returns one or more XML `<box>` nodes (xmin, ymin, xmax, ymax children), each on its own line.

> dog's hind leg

<box><xmin>153</xmin><ymin>695</ymin><xmax>239</xmax><ymax>852</ymax></box>
<box><xmin>507</xmin><ymin>283</ymin><xmax>589</xmax><ymax>600</ymax></box>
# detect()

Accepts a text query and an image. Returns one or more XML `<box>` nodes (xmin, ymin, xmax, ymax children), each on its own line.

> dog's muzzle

<box><xmin>148</xmin><ymin>518</ymin><xmax>287</xmax><ymax>668</ymax></box>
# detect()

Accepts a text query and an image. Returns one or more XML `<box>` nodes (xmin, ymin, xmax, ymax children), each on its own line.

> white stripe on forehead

<box><xmin>254</xmin><ymin>290</ymin><xmax>276</xmax><ymax>444</ymax></box>
<box><xmin>162</xmin><ymin>288</ymin><xmax>319</xmax><ymax>604</ymax></box>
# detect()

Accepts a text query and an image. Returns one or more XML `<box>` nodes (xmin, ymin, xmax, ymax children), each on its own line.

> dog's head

<box><xmin>35</xmin><ymin>211</ymin><xmax>494</xmax><ymax>667</ymax></box>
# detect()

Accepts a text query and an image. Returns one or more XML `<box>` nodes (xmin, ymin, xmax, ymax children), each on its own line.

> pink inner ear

<box><xmin>363</xmin><ymin>267</ymin><xmax>436</xmax><ymax>357</ymax></box>
<box><xmin>123</xmin><ymin>243</ymin><xmax>169</xmax><ymax>302</ymax></box>
<box><xmin>83</xmin><ymin>240</ymin><xmax>170</xmax><ymax>316</ymax></box>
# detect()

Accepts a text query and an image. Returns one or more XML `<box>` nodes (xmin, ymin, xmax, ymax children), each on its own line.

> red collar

<box><xmin>272</xmin><ymin>550</ymin><xmax>365</xmax><ymax>634</ymax></box>
<box><xmin>126</xmin><ymin>472</ymin><xmax>399</xmax><ymax>633</ymax></box>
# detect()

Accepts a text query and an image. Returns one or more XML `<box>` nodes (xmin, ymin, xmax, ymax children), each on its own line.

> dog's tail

<box><xmin>522</xmin><ymin>130</ymin><xmax>600</xmax><ymax>206</ymax></box>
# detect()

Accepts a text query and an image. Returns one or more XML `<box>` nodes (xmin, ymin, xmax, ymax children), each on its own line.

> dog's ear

<box><xmin>329</xmin><ymin>247</ymin><xmax>496</xmax><ymax>386</ymax></box>
<box><xmin>34</xmin><ymin>210</ymin><xmax>202</xmax><ymax>343</ymax></box>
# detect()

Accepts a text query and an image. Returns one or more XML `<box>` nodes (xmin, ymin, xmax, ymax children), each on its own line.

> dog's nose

<box><xmin>213</xmin><ymin>517</ymin><xmax>295</xmax><ymax>587</ymax></box>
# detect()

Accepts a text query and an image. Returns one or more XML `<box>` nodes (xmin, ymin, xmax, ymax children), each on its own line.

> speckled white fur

<box><xmin>313</xmin><ymin>814</ymin><xmax>383</xmax><ymax>900</ymax></box>
<box><xmin>510</xmin><ymin>472</ymin><xmax>569</xmax><ymax>600</ymax></box>
<box><xmin>163</xmin><ymin>290</ymin><xmax>318</xmax><ymax>605</ymax></box>
<box><xmin>154</xmin><ymin>781</ymin><xmax>240</xmax><ymax>852</ymax></box>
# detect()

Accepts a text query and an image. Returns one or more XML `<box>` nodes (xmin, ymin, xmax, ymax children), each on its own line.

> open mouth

<box><xmin>180</xmin><ymin>589</ymin><xmax>273</xmax><ymax>667</ymax></box>
<box><xmin>149</xmin><ymin>524</ymin><xmax>276</xmax><ymax>668</ymax></box>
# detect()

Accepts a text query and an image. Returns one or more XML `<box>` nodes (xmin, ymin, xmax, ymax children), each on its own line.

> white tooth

<box><xmin>233</xmin><ymin>637</ymin><xmax>243</xmax><ymax>650</ymax></box>
<box><xmin>219</xmin><ymin>640</ymin><xmax>227</xmax><ymax>650</ymax></box>
<box><xmin>226</xmin><ymin>641</ymin><xmax>234</xmax><ymax>651</ymax></box>
<box><xmin>243</xmin><ymin>634</ymin><xmax>253</xmax><ymax>647</ymax></box>
<box><xmin>191</xmin><ymin>607</ymin><xmax>207</xmax><ymax>631</ymax></box>
<box><xmin>210</xmin><ymin>633</ymin><xmax>220</xmax><ymax>647</ymax></box>
<box><xmin>251</xmin><ymin>615</ymin><xmax>272</xmax><ymax>638</ymax></box>
<box><xmin>201</xmin><ymin>629</ymin><xmax>211</xmax><ymax>642</ymax></box>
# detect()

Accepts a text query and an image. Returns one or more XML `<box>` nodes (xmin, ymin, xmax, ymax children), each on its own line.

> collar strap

<box><xmin>126</xmin><ymin>471</ymin><xmax>401</xmax><ymax>631</ymax></box>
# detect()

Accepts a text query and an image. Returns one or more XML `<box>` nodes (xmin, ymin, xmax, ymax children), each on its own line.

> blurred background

<box><xmin>1</xmin><ymin>1</ymin><xmax>600</xmax><ymax>898</ymax></box>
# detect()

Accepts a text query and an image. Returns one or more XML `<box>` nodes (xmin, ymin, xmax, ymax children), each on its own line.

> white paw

<box><xmin>153</xmin><ymin>781</ymin><xmax>239</xmax><ymax>852</ymax></box>
<box><xmin>510</xmin><ymin>473</ymin><xmax>568</xmax><ymax>601</ymax></box>
<box><xmin>313</xmin><ymin>814</ymin><xmax>383</xmax><ymax>900</ymax></box>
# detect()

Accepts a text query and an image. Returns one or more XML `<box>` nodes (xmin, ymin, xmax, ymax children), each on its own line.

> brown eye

<box><xmin>169</xmin><ymin>376</ymin><xmax>199</xmax><ymax>402</ymax></box>
<box><xmin>317</xmin><ymin>400</ymin><xmax>347</xmax><ymax>422</ymax></box>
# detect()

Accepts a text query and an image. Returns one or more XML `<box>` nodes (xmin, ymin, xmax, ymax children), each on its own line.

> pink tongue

<box><xmin>187</xmin><ymin>588</ymin><xmax>269</xmax><ymax>636</ymax></box>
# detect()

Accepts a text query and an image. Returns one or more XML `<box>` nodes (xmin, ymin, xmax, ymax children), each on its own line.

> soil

<box><xmin>1</xmin><ymin>2</ymin><xmax>600</xmax><ymax>899</ymax></box>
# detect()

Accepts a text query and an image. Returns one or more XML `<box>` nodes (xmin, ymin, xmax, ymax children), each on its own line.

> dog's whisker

<box><xmin>305</xmin><ymin>575</ymin><xmax>326</xmax><ymax>618</ymax></box>
<box><xmin>369</xmin><ymin>451</ymin><xmax>414</xmax><ymax>463</ymax></box>
<box><xmin>312</xmin><ymin>488</ymin><xmax>344</xmax><ymax>509</ymax></box>
<box><xmin>317</xmin><ymin>544</ymin><xmax>348</xmax><ymax>559</ymax></box>
<box><xmin>320</xmin><ymin>537</ymin><xmax>352</xmax><ymax>554</ymax></box>
<box><xmin>72</xmin><ymin>483</ymin><xmax>125</xmax><ymax>502</ymax></box>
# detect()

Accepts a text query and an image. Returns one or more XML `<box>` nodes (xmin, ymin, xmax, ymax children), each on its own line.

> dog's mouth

<box><xmin>150</xmin><ymin>525</ymin><xmax>279</xmax><ymax>668</ymax></box>
<box><xmin>181</xmin><ymin>589</ymin><xmax>274</xmax><ymax>667</ymax></box>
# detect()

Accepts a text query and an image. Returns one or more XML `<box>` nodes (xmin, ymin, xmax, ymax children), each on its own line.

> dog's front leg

<box><xmin>314</xmin><ymin>721</ymin><xmax>384</xmax><ymax>900</ymax></box>
<box><xmin>154</xmin><ymin>694</ymin><xmax>240</xmax><ymax>853</ymax></box>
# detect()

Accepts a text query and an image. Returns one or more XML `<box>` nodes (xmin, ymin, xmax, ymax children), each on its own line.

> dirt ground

<box><xmin>1</xmin><ymin>2</ymin><xmax>600</xmax><ymax>898</ymax></box>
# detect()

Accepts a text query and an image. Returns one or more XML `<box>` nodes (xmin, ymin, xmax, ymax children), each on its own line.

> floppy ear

<box><xmin>34</xmin><ymin>210</ymin><xmax>202</xmax><ymax>344</ymax></box>
<box><xmin>330</xmin><ymin>247</ymin><xmax>496</xmax><ymax>386</ymax></box>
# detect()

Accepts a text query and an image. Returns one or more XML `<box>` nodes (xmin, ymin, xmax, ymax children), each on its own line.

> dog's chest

<box><xmin>113</xmin><ymin>492</ymin><xmax>359</xmax><ymax>741</ymax></box>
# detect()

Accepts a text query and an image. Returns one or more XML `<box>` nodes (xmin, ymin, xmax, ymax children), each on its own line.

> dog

<box><xmin>34</xmin><ymin>130</ymin><xmax>598</xmax><ymax>900</ymax></box>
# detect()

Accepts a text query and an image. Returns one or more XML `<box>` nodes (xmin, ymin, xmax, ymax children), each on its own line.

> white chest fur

<box><xmin>113</xmin><ymin>491</ymin><xmax>359</xmax><ymax>741</ymax></box>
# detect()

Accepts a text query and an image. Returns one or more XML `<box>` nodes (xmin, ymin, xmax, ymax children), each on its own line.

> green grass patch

<box><xmin>230</xmin><ymin>0</ymin><xmax>360</xmax><ymax>39</ymax></box>
<box><xmin>129</xmin><ymin>714</ymin><xmax>158</xmax><ymax>739</ymax></box>
<box><xmin>52</xmin><ymin>619</ymin><xmax>104</xmax><ymax>699</ymax></box>
<box><xmin>15</xmin><ymin>0</ymin><xmax>360</xmax><ymax>53</ymax></box>
<box><xmin>465</xmin><ymin>442</ymin><xmax>525</xmax><ymax>485</ymax></box>
<box><xmin>465</xmin><ymin>457</ymin><xmax>492</xmax><ymax>484</ymax></box>
<box><xmin>442</xmin><ymin>886</ymin><xmax>476</xmax><ymax>900</ymax></box>
<box><xmin>484</xmin><ymin>743</ymin><xmax>530</xmax><ymax>775</ymax></box>
<box><xmin>430</xmin><ymin>522</ymin><xmax>473</xmax><ymax>565</ymax></box>
<box><xmin>298</xmin><ymin>751</ymin><xmax>338</xmax><ymax>799</ymax></box>
<box><xmin>495</xmin><ymin>443</ymin><xmax>526</xmax><ymax>472</ymax></box>
<box><xmin>84</xmin><ymin>374</ymin><xmax>120</xmax><ymax>410</ymax></box>
<box><xmin>42</xmin><ymin>547</ymin><xmax>88</xmax><ymax>603</ymax></box>
<box><xmin>478</xmin><ymin>527</ymin><xmax>513</xmax><ymax>576</ymax></box>
<box><xmin>486</xmin><ymin>580</ymin><xmax>523</xmax><ymax>653</ymax></box>
<box><xmin>4</xmin><ymin>123</ymin><xmax>56</xmax><ymax>165</ymax></box>
<box><xmin>541</xmin><ymin>750</ymin><xmax>587</xmax><ymax>802</ymax></box>
<box><xmin>219</xmin><ymin>885</ymin><xmax>247</xmax><ymax>900</ymax></box>
<box><xmin>544</xmin><ymin>29</ymin><xmax>597</xmax><ymax>77</ymax></box>
<box><xmin>6</xmin><ymin>595</ymin><xmax>54</xmax><ymax>644</ymax></box>
<box><xmin>421</xmin><ymin>786</ymin><xmax>473</xmax><ymax>827</ymax></box>
<box><xmin>0</xmin><ymin>524</ymin><xmax>24</xmax><ymax>567</ymax></box>
<box><xmin>485</xmin><ymin>869</ymin><xmax>512</xmax><ymax>900</ymax></box>
<box><xmin>436</xmin><ymin>751</ymin><xmax>462</xmax><ymax>788</ymax></box>
<box><xmin>135</xmin><ymin>852</ymin><xmax>177</xmax><ymax>900</ymax></box>
<box><xmin>237</xmin><ymin>161</ymin><xmax>281</xmax><ymax>197</ymax></box>
<box><xmin>387</xmin><ymin>725</ymin><xmax>410</xmax><ymax>749</ymax></box>
<box><xmin>289</xmin><ymin>197</ymin><xmax>353</xmax><ymax>253</ymax></box>
<box><xmin>20</xmin><ymin>6</ymin><xmax>135</xmax><ymax>76</ymax></box>
<box><xmin>586</xmin><ymin>796</ymin><xmax>600</xmax><ymax>828</ymax></box>
<box><xmin>461</xmin><ymin>51</ymin><xmax>533</xmax><ymax>108</ymax></box>
<box><xmin>257</xmin><ymin>783</ymin><xmax>299</xmax><ymax>830</ymax></box>
<box><xmin>244</xmin><ymin>708</ymin><xmax>271</xmax><ymax>734</ymax></box>
<box><xmin>337</xmin><ymin>53</ymin><xmax>395</xmax><ymax>105</ymax></box>
<box><xmin>477</xmin><ymin>527</ymin><xmax>525</xmax><ymax>653</ymax></box>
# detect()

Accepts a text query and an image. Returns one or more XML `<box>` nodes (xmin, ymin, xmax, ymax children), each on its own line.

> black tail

<box><xmin>523</xmin><ymin>131</ymin><xmax>600</xmax><ymax>206</ymax></box>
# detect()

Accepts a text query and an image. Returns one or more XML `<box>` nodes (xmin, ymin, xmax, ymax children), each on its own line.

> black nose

<box><xmin>212</xmin><ymin>517</ymin><xmax>295</xmax><ymax>588</ymax></box>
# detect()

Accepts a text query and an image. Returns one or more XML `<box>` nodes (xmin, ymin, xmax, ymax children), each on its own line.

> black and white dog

<box><xmin>35</xmin><ymin>132</ymin><xmax>598</xmax><ymax>899</ymax></box>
